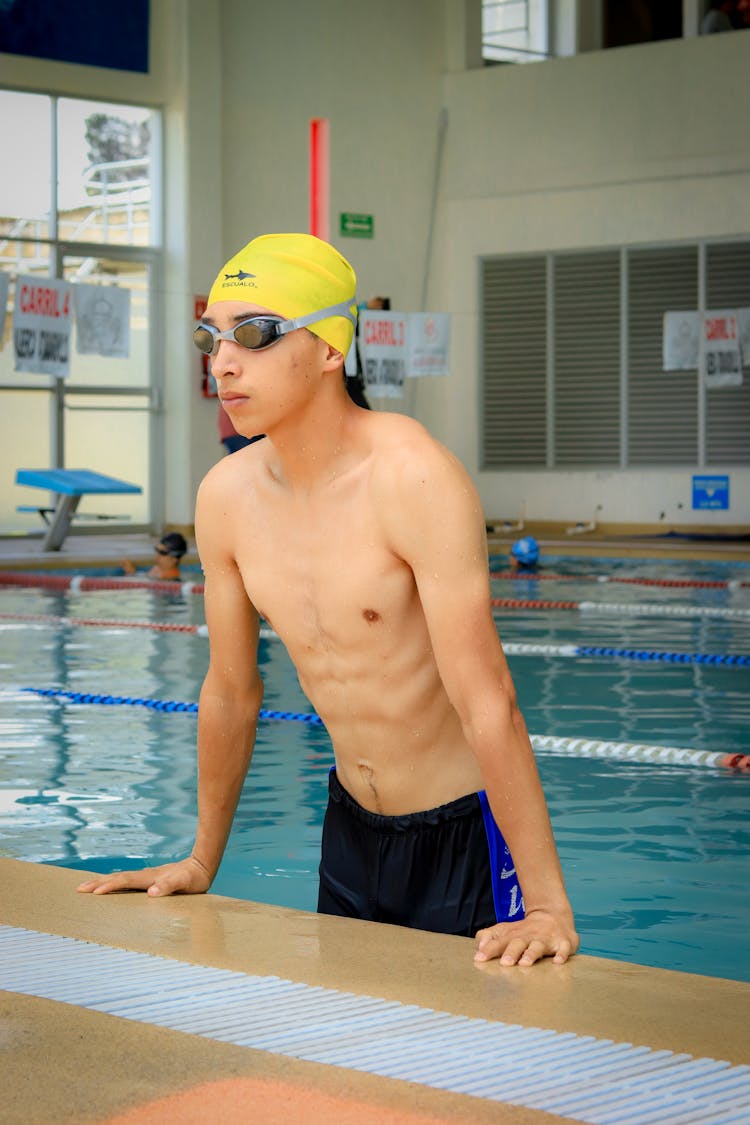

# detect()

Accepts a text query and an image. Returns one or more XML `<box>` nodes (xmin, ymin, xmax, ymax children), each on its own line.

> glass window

<box><xmin>0</xmin><ymin>88</ymin><xmax>161</xmax><ymax>538</ymax></box>
<box><xmin>482</xmin><ymin>0</ymin><xmax>549</xmax><ymax>64</ymax></box>
<box><xmin>57</xmin><ymin>98</ymin><xmax>155</xmax><ymax>247</ymax></box>
<box><xmin>64</xmin><ymin>391</ymin><xmax>150</xmax><ymax>524</ymax></box>
<box><xmin>0</xmin><ymin>90</ymin><xmax>52</xmax><ymax>242</ymax></box>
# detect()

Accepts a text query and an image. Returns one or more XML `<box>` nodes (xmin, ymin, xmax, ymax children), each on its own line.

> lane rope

<box><xmin>4</xmin><ymin>568</ymin><xmax>749</xmax><ymax>601</ymax></box>
<box><xmin>490</xmin><ymin>569</ymin><xmax>750</xmax><ymax>590</ymax></box>
<box><xmin>0</xmin><ymin>611</ymin><xmax>276</xmax><ymax>641</ymax></box>
<box><xmin>491</xmin><ymin>597</ymin><xmax>750</xmax><ymax>620</ymax></box>
<box><xmin>504</xmin><ymin>641</ymin><xmax>750</xmax><ymax>666</ymax></box>
<box><xmin>4</xmin><ymin>572</ymin><xmax>749</xmax><ymax>623</ymax></box>
<box><xmin>19</xmin><ymin>687</ymin><xmax>750</xmax><ymax>772</ymax></box>
<box><xmin>3</xmin><ymin>612</ymin><xmax>749</xmax><ymax>666</ymax></box>
<box><xmin>0</xmin><ymin>572</ymin><xmax>205</xmax><ymax>595</ymax></box>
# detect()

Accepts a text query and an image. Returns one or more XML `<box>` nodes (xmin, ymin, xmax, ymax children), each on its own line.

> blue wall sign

<box><xmin>692</xmin><ymin>475</ymin><xmax>729</xmax><ymax>510</ymax></box>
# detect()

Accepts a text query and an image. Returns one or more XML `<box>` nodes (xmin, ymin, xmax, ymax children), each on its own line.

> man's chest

<box><xmin>236</xmin><ymin>514</ymin><xmax>413</xmax><ymax>648</ymax></box>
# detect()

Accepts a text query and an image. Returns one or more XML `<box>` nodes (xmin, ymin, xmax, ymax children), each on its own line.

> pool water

<box><xmin>1</xmin><ymin>555</ymin><xmax>748</xmax><ymax>982</ymax></box>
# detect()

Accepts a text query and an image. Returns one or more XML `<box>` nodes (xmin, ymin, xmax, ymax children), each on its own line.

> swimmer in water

<box><xmin>122</xmin><ymin>532</ymin><xmax>187</xmax><ymax>581</ymax></box>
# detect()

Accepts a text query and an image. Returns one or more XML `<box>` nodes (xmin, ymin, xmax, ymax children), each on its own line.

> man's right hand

<box><xmin>76</xmin><ymin>854</ymin><xmax>212</xmax><ymax>897</ymax></box>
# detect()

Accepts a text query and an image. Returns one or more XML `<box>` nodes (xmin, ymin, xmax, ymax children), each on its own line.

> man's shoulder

<box><xmin>369</xmin><ymin>411</ymin><xmax>444</xmax><ymax>459</ymax></box>
<box><xmin>197</xmin><ymin>453</ymin><xmax>234</xmax><ymax>499</ymax></box>
<box><xmin>368</xmin><ymin>413</ymin><xmax>469</xmax><ymax>492</ymax></box>
<box><xmin>199</xmin><ymin>441</ymin><xmax>265</xmax><ymax>493</ymax></box>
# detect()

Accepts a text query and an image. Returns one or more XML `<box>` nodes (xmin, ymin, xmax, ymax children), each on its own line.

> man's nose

<box><xmin>210</xmin><ymin>338</ymin><xmax>242</xmax><ymax>376</ymax></box>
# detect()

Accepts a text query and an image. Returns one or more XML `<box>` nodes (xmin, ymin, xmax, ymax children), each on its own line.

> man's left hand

<box><xmin>474</xmin><ymin>910</ymin><xmax>579</xmax><ymax>966</ymax></box>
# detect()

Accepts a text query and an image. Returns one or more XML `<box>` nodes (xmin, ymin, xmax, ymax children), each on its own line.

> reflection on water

<box><xmin>1</xmin><ymin>557</ymin><xmax>749</xmax><ymax>982</ymax></box>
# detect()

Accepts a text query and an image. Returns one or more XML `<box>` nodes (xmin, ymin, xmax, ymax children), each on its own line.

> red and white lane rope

<box><xmin>5</xmin><ymin>569</ymin><xmax>749</xmax><ymax>597</ymax></box>
<box><xmin>490</xmin><ymin>570</ymin><xmax>750</xmax><ymax>590</ymax></box>
<box><xmin>490</xmin><ymin>597</ymin><xmax>750</xmax><ymax>620</ymax></box>
<box><xmin>0</xmin><ymin>572</ymin><xmax>204</xmax><ymax>596</ymax></box>
<box><xmin>529</xmin><ymin>734</ymin><xmax>750</xmax><ymax>771</ymax></box>
<box><xmin>0</xmin><ymin>611</ymin><xmax>276</xmax><ymax>641</ymax></box>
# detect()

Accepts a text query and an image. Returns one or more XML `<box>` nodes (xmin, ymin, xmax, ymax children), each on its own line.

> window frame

<box><xmin>0</xmin><ymin>88</ymin><xmax>164</xmax><ymax>535</ymax></box>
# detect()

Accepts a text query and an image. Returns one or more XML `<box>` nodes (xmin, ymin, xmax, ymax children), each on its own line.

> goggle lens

<box><xmin>192</xmin><ymin>317</ymin><xmax>282</xmax><ymax>356</ymax></box>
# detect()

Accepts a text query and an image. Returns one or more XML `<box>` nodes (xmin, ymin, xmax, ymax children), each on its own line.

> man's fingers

<box><xmin>77</xmin><ymin>868</ymin><xmax>158</xmax><ymax>895</ymax></box>
<box><xmin>552</xmin><ymin>940</ymin><xmax>574</xmax><ymax>965</ymax></box>
<box><xmin>474</xmin><ymin>932</ymin><xmax>530</xmax><ymax>965</ymax></box>
<box><xmin>77</xmin><ymin>857</ymin><xmax>211</xmax><ymax>897</ymax></box>
<box><xmin>473</xmin><ymin>914</ymin><xmax>578</xmax><ymax>966</ymax></box>
<box><xmin>146</xmin><ymin>869</ymin><xmax>191</xmax><ymax>896</ymax></box>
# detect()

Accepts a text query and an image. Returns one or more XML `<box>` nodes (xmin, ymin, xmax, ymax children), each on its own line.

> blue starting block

<box><xmin>15</xmin><ymin>468</ymin><xmax>143</xmax><ymax>551</ymax></box>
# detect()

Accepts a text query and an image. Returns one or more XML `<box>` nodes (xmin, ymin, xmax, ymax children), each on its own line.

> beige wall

<box><xmin>210</xmin><ymin>2</ymin><xmax>749</xmax><ymax>528</ymax></box>
<box><xmin>415</xmin><ymin>27</ymin><xmax>750</xmax><ymax>525</ymax></box>
<box><xmin>2</xmin><ymin>1</ymin><xmax>748</xmax><ymax>529</ymax></box>
<box><xmin>216</xmin><ymin>0</ymin><xmax>445</xmax><ymax>316</ymax></box>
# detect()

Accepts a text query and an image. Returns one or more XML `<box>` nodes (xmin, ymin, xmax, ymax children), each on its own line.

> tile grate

<box><xmin>2</xmin><ymin>925</ymin><xmax>748</xmax><ymax>1124</ymax></box>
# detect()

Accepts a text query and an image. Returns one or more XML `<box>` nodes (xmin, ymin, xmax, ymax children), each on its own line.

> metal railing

<box><xmin>0</xmin><ymin>156</ymin><xmax>151</xmax><ymax>272</ymax></box>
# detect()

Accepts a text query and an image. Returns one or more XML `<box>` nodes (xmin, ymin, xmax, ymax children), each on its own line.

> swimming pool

<box><xmin>1</xmin><ymin>555</ymin><xmax>748</xmax><ymax>982</ymax></box>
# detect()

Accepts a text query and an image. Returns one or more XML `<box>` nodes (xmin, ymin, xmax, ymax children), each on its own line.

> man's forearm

<box><xmin>473</xmin><ymin>709</ymin><xmax>573</xmax><ymax>918</ymax></box>
<box><xmin>192</xmin><ymin>688</ymin><xmax>260</xmax><ymax>879</ymax></box>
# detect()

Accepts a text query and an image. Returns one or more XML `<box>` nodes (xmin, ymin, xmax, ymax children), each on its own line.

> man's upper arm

<box><xmin>195</xmin><ymin>472</ymin><xmax>261</xmax><ymax>696</ymax></box>
<box><xmin>380</xmin><ymin>435</ymin><xmax>513</xmax><ymax>722</ymax></box>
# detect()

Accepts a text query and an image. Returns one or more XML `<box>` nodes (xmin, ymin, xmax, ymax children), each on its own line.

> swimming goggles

<box><xmin>192</xmin><ymin>298</ymin><xmax>357</xmax><ymax>356</ymax></box>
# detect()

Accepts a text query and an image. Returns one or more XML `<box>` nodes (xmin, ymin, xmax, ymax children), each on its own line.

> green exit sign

<box><xmin>339</xmin><ymin>212</ymin><xmax>374</xmax><ymax>239</ymax></box>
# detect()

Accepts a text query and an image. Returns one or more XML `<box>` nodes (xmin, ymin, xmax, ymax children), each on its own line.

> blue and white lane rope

<box><xmin>19</xmin><ymin>688</ymin><xmax>750</xmax><ymax>771</ymax></box>
<box><xmin>503</xmin><ymin>642</ymin><xmax>750</xmax><ymax>666</ymax></box>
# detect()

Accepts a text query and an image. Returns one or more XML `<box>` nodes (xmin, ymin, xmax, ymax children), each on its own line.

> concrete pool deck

<box><xmin>2</xmin><ymin>857</ymin><xmax>749</xmax><ymax>1125</ymax></box>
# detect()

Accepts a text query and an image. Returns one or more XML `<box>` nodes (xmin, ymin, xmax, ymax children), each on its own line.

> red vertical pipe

<box><xmin>309</xmin><ymin>118</ymin><xmax>330</xmax><ymax>240</ymax></box>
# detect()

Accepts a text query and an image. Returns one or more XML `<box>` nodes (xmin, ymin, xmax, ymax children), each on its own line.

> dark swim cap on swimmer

<box><xmin>207</xmin><ymin>233</ymin><xmax>358</xmax><ymax>355</ymax></box>
<box><xmin>158</xmin><ymin>532</ymin><xmax>187</xmax><ymax>559</ymax></box>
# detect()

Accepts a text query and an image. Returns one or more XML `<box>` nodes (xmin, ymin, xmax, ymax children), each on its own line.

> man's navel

<box><xmin>357</xmin><ymin>759</ymin><xmax>382</xmax><ymax>812</ymax></box>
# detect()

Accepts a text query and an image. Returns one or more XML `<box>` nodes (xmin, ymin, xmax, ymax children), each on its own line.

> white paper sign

<box><xmin>359</xmin><ymin>310</ymin><xmax>407</xmax><ymax>398</ymax></box>
<box><xmin>663</xmin><ymin>311</ymin><xmax>700</xmax><ymax>371</ymax></box>
<box><xmin>701</xmin><ymin>310</ymin><xmax>742</xmax><ymax>389</ymax></box>
<box><xmin>0</xmin><ymin>271</ymin><xmax>9</xmax><ymax>345</ymax></box>
<box><xmin>407</xmin><ymin>313</ymin><xmax>451</xmax><ymax>377</ymax></box>
<box><xmin>13</xmin><ymin>275</ymin><xmax>72</xmax><ymax>376</ymax></box>
<box><xmin>74</xmin><ymin>284</ymin><xmax>131</xmax><ymax>358</ymax></box>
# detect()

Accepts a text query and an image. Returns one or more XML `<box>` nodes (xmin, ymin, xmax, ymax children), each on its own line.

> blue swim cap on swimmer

<box><xmin>511</xmin><ymin>536</ymin><xmax>540</xmax><ymax>566</ymax></box>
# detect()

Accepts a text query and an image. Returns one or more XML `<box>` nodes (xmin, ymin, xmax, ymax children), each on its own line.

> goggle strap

<box><xmin>276</xmin><ymin>298</ymin><xmax>358</xmax><ymax>337</ymax></box>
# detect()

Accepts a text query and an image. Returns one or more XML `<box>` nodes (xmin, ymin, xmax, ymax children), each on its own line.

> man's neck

<box><xmin>263</xmin><ymin>393</ymin><xmax>363</xmax><ymax>493</ymax></box>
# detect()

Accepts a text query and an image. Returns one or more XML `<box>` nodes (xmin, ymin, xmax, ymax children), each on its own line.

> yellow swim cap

<box><xmin>207</xmin><ymin>232</ymin><xmax>357</xmax><ymax>355</ymax></box>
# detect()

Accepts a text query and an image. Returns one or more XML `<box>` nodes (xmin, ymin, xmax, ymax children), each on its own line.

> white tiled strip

<box><xmin>2</xmin><ymin>924</ymin><xmax>748</xmax><ymax>1124</ymax></box>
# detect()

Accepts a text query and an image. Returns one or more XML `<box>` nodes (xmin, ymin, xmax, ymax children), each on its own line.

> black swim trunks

<box><xmin>318</xmin><ymin>768</ymin><xmax>525</xmax><ymax>937</ymax></box>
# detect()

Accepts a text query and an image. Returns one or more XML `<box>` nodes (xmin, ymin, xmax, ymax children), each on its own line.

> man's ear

<box><xmin>323</xmin><ymin>343</ymin><xmax>344</xmax><ymax>369</ymax></box>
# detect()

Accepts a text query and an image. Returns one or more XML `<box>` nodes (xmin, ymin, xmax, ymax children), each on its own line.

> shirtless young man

<box><xmin>79</xmin><ymin>233</ymin><xmax>578</xmax><ymax>967</ymax></box>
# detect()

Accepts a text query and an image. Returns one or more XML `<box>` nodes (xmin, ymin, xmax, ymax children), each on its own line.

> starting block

<box><xmin>15</xmin><ymin>468</ymin><xmax>143</xmax><ymax>551</ymax></box>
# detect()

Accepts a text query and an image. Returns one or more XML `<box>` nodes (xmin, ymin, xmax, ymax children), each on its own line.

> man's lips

<box><xmin>220</xmin><ymin>393</ymin><xmax>248</xmax><ymax>407</ymax></box>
